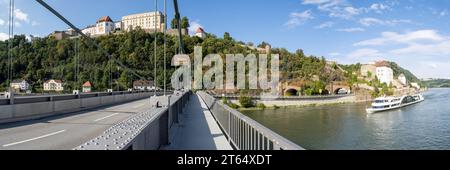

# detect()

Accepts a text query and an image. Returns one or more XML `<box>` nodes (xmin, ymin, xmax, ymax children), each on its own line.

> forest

<box><xmin>0</xmin><ymin>28</ymin><xmax>332</xmax><ymax>93</ymax></box>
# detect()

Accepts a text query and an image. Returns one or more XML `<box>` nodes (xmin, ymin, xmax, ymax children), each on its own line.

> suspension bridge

<box><xmin>0</xmin><ymin>0</ymin><xmax>303</xmax><ymax>150</ymax></box>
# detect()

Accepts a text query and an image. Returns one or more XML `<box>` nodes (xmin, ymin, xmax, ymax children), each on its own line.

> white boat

<box><xmin>366</xmin><ymin>94</ymin><xmax>425</xmax><ymax>113</ymax></box>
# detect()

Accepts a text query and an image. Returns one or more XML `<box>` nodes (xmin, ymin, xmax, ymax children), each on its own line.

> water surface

<box><xmin>242</xmin><ymin>88</ymin><xmax>450</xmax><ymax>150</ymax></box>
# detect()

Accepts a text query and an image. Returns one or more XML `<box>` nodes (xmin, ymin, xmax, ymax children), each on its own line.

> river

<box><xmin>241</xmin><ymin>88</ymin><xmax>450</xmax><ymax>150</ymax></box>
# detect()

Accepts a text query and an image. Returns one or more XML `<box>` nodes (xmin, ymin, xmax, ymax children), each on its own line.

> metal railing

<box><xmin>75</xmin><ymin>90</ymin><xmax>192</xmax><ymax>150</ymax></box>
<box><xmin>197</xmin><ymin>91</ymin><xmax>304</xmax><ymax>150</ymax></box>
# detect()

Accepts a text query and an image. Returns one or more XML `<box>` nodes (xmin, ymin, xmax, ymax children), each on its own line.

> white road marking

<box><xmin>2</xmin><ymin>130</ymin><xmax>66</xmax><ymax>147</ymax></box>
<box><xmin>132</xmin><ymin>103</ymin><xmax>147</xmax><ymax>109</ymax></box>
<box><xmin>94</xmin><ymin>113</ymin><xmax>120</xmax><ymax>122</ymax></box>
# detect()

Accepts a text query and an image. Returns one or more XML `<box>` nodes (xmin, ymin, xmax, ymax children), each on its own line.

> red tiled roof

<box><xmin>83</xmin><ymin>81</ymin><xmax>92</xmax><ymax>87</ymax></box>
<box><xmin>97</xmin><ymin>16</ymin><xmax>113</xmax><ymax>23</ymax></box>
<box><xmin>196</xmin><ymin>27</ymin><xmax>205</xmax><ymax>33</ymax></box>
<box><xmin>375</xmin><ymin>61</ymin><xmax>390</xmax><ymax>67</ymax></box>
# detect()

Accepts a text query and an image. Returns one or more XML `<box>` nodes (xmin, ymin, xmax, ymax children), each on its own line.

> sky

<box><xmin>1</xmin><ymin>0</ymin><xmax>450</xmax><ymax>79</ymax></box>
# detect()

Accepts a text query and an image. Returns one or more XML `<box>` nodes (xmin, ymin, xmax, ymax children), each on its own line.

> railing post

<box><xmin>228</xmin><ymin>111</ymin><xmax>231</xmax><ymax>144</ymax></box>
<box><xmin>262</xmin><ymin>134</ymin><xmax>265</xmax><ymax>150</ymax></box>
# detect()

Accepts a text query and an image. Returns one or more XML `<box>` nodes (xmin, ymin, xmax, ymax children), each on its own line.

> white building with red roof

<box><xmin>195</xmin><ymin>27</ymin><xmax>206</xmax><ymax>38</ymax></box>
<box><xmin>82</xmin><ymin>81</ymin><xmax>92</xmax><ymax>93</ymax></box>
<box><xmin>82</xmin><ymin>16</ymin><xmax>115</xmax><ymax>37</ymax></box>
<box><xmin>44</xmin><ymin>79</ymin><xmax>64</xmax><ymax>92</ymax></box>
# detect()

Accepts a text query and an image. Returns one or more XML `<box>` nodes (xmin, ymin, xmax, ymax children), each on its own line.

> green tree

<box><xmin>170</xmin><ymin>18</ymin><xmax>178</xmax><ymax>29</ymax></box>
<box><xmin>239</xmin><ymin>92</ymin><xmax>254</xmax><ymax>108</ymax></box>
<box><xmin>257</xmin><ymin>41</ymin><xmax>270</xmax><ymax>48</ymax></box>
<box><xmin>181</xmin><ymin>17</ymin><xmax>190</xmax><ymax>29</ymax></box>
<box><xmin>224</xmin><ymin>32</ymin><xmax>232</xmax><ymax>41</ymax></box>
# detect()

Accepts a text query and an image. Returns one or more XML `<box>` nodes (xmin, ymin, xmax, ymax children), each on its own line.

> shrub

<box><xmin>227</xmin><ymin>102</ymin><xmax>240</xmax><ymax>109</ymax></box>
<box><xmin>239</xmin><ymin>94</ymin><xmax>254</xmax><ymax>108</ymax></box>
<box><xmin>256</xmin><ymin>103</ymin><xmax>266</xmax><ymax>109</ymax></box>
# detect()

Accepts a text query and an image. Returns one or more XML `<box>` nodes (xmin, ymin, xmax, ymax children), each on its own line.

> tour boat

<box><xmin>366</xmin><ymin>94</ymin><xmax>425</xmax><ymax>113</ymax></box>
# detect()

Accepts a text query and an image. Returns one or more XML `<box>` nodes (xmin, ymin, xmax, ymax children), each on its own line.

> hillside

<box><xmin>422</xmin><ymin>79</ymin><xmax>450</xmax><ymax>88</ymax></box>
<box><xmin>0</xmin><ymin>29</ymin><xmax>334</xmax><ymax>93</ymax></box>
<box><xmin>388</xmin><ymin>62</ymin><xmax>421</xmax><ymax>85</ymax></box>
<box><xmin>340</xmin><ymin>62</ymin><xmax>420</xmax><ymax>85</ymax></box>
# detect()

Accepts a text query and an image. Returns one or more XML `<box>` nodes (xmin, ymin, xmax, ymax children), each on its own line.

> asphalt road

<box><xmin>0</xmin><ymin>98</ymin><xmax>152</xmax><ymax>150</ymax></box>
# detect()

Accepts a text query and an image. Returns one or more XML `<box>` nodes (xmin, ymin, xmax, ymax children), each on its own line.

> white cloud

<box><xmin>14</xmin><ymin>9</ymin><xmax>29</xmax><ymax>22</ymax></box>
<box><xmin>411</xmin><ymin>61</ymin><xmax>450</xmax><ymax>79</ymax></box>
<box><xmin>285</xmin><ymin>10</ymin><xmax>313</xmax><ymax>28</ymax></box>
<box><xmin>336</xmin><ymin>27</ymin><xmax>365</xmax><ymax>32</ymax></box>
<box><xmin>348</xmin><ymin>30</ymin><xmax>450</xmax><ymax>78</ymax></box>
<box><xmin>0</xmin><ymin>19</ymin><xmax>4</xmax><ymax>26</ymax></box>
<box><xmin>0</xmin><ymin>32</ymin><xmax>9</xmax><ymax>41</ymax></box>
<box><xmin>327</xmin><ymin>6</ymin><xmax>361</xmax><ymax>19</ymax></box>
<box><xmin>302</xmin><ymin>0</ymin><xmax>360</xmax><ymax>19</ymax></box>
<box><xmin>315</xmin><ymin>21</ymin><xmax>334</xmax><ymax>29</ymax></box>
<box><xmin>359</xmin><ymin>17</ymin><xmax>412</xmax><ymax>27</ymax></box>
<box><xmin>389</xmin><ymin>40</ymin><xmax>450</xmax><ymax>56</ymax></box>
<box><xmin>344</xmin><ymin>6</ymin><xmax>360</xmax><ymax>15</ymax></box>
<box><xmin>354</xmin><ymin>30</ymin><xmax>445</xmax><ymax>46</ymax></box>
<box><xmin>367</xmin><ymin>3</ymin><xmax>390</xmax><ymax>13</ymax></box>
<box><xmin>359</xmin><ymin>18</ymin><xmax>384</xmax><ymax>26</ymax></box>
<box><xmin>347</xmin><ymin>48</ymin><xmax>383</xmax><ymax>58</ymax></box>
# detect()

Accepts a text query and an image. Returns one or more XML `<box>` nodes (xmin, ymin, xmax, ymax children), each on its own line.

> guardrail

<box><xmin>198</xmin><ymin>91</ymin><xmax>304</xmax><ymax>150</ymax></box>
<box><xmin>0</xmin><ymin>91</ymin><xmax>167</xmax><ymax>124</ymax></box>
<box><xmin>75</xmin><ymin>90</ymin><xmax>192</xmax><ymax>150</ymax></box>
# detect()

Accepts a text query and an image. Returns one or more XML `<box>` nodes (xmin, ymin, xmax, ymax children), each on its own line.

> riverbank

<box><xmin>236</xmin><ymin>95</ymin><xmax>371</xmax><ymax>111</ymax></box>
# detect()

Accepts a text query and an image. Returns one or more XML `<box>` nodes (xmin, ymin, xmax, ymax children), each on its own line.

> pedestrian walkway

<box><xmin>167</xmin><ymin>94</ymin><xmax>233</xmax><ymax>150</ymax></box>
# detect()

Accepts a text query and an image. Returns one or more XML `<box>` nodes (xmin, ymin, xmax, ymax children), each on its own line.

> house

<box><xmin>360</xmin><ymin>61</ymin><xmax>394</xmax><ymax>85</ymax></box>
<box><xmin>44</xmin><ymin>79</ymin><xmax>64</xmax><ymax>92</ymax></box>
<box><xmin>376</xmin><ymin>66</ymin><xmax>394</xmax><ymax>85</ymax></box>
<box><xmin>82</xmin><ymin>81</ymin><xmax>92</xmax><ymax>93</ymax></box>
<box><xmin>195</xmin><ymin>27</ymin><xmax>206</xmax><ymax>38</ymax></box>
<box><xmin>360</xmin><ymin>64</ymin><xmax>377</xmax><ymax>79</ymax></box>
<box><xmin>133</xmin><ymin>80</ymin><xmax>155</xmax><ymax>91</ymax></box>
<box><xmin>122</xmin><ymin>11</ymin><xmax>165</xmax><ymax>33</ymax></box>
<box><xmin>10</xmin><ymin>79</ymin><xmax>30</xmax><ymax>92</ymax></box>
<box><xmin>50</xmin><ymin>28</ymin><xmax>79</xmax><ymax>40</ymax></box>
<box><xmin>82</xmin><ymin>16</ymin><xmax>115</xmax><ymax>37</ymax></box>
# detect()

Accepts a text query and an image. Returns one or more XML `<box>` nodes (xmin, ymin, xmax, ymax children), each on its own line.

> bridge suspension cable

<box><xmin>164</xmin><ymin>0</ymin><xmax>167</xmax><ymax>96</ymax></box>
<box><xmin>7</xmin><ymin>0</ymin><xmax>15</xmax><ymax>92</ymax></box>
<box><xmin>154</xmin><ymin>0</ymin><xmax>158</xmax><ymax>96</ymax></box>
<box><xmin>74</xmin><ymin>39</ymin><xmax>79</xmax><ymax>90</ymax></box>
<box><xmin>35</xmin><ymin>0</ymin><xmax>147</xmax><ymax>84</ymax></box>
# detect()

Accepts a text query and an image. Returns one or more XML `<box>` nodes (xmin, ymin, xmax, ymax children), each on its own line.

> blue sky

<box><xmin>1</xmin><ymin>0</ymin><xmax>450</xmax><ymax>79</ymax></box>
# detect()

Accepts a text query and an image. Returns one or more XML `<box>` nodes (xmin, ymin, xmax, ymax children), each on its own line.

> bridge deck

<box><xmin>0</xmin><ymin>98</ymin><xmax>152</xmax><ymax>150</ymax></box>
<box><xmin>167</xmin><ymin>94</ymin><xmax>233</xmax><ymax>150</ymax></box>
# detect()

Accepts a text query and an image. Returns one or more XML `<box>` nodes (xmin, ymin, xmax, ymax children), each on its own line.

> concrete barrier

<box><xmin>75</xmin><ymin>90</ymin><xmax>192</xmax><ymax>150</ymax></box>
<box><xmin>0</xmin><ymin>91</ymin><xmax>158</xmax><ymax>124</ymax></box>
<box><xmin>0</xmin><ymin>105</ymin><xmax>13</xmax><ymax>119</ymax></box>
